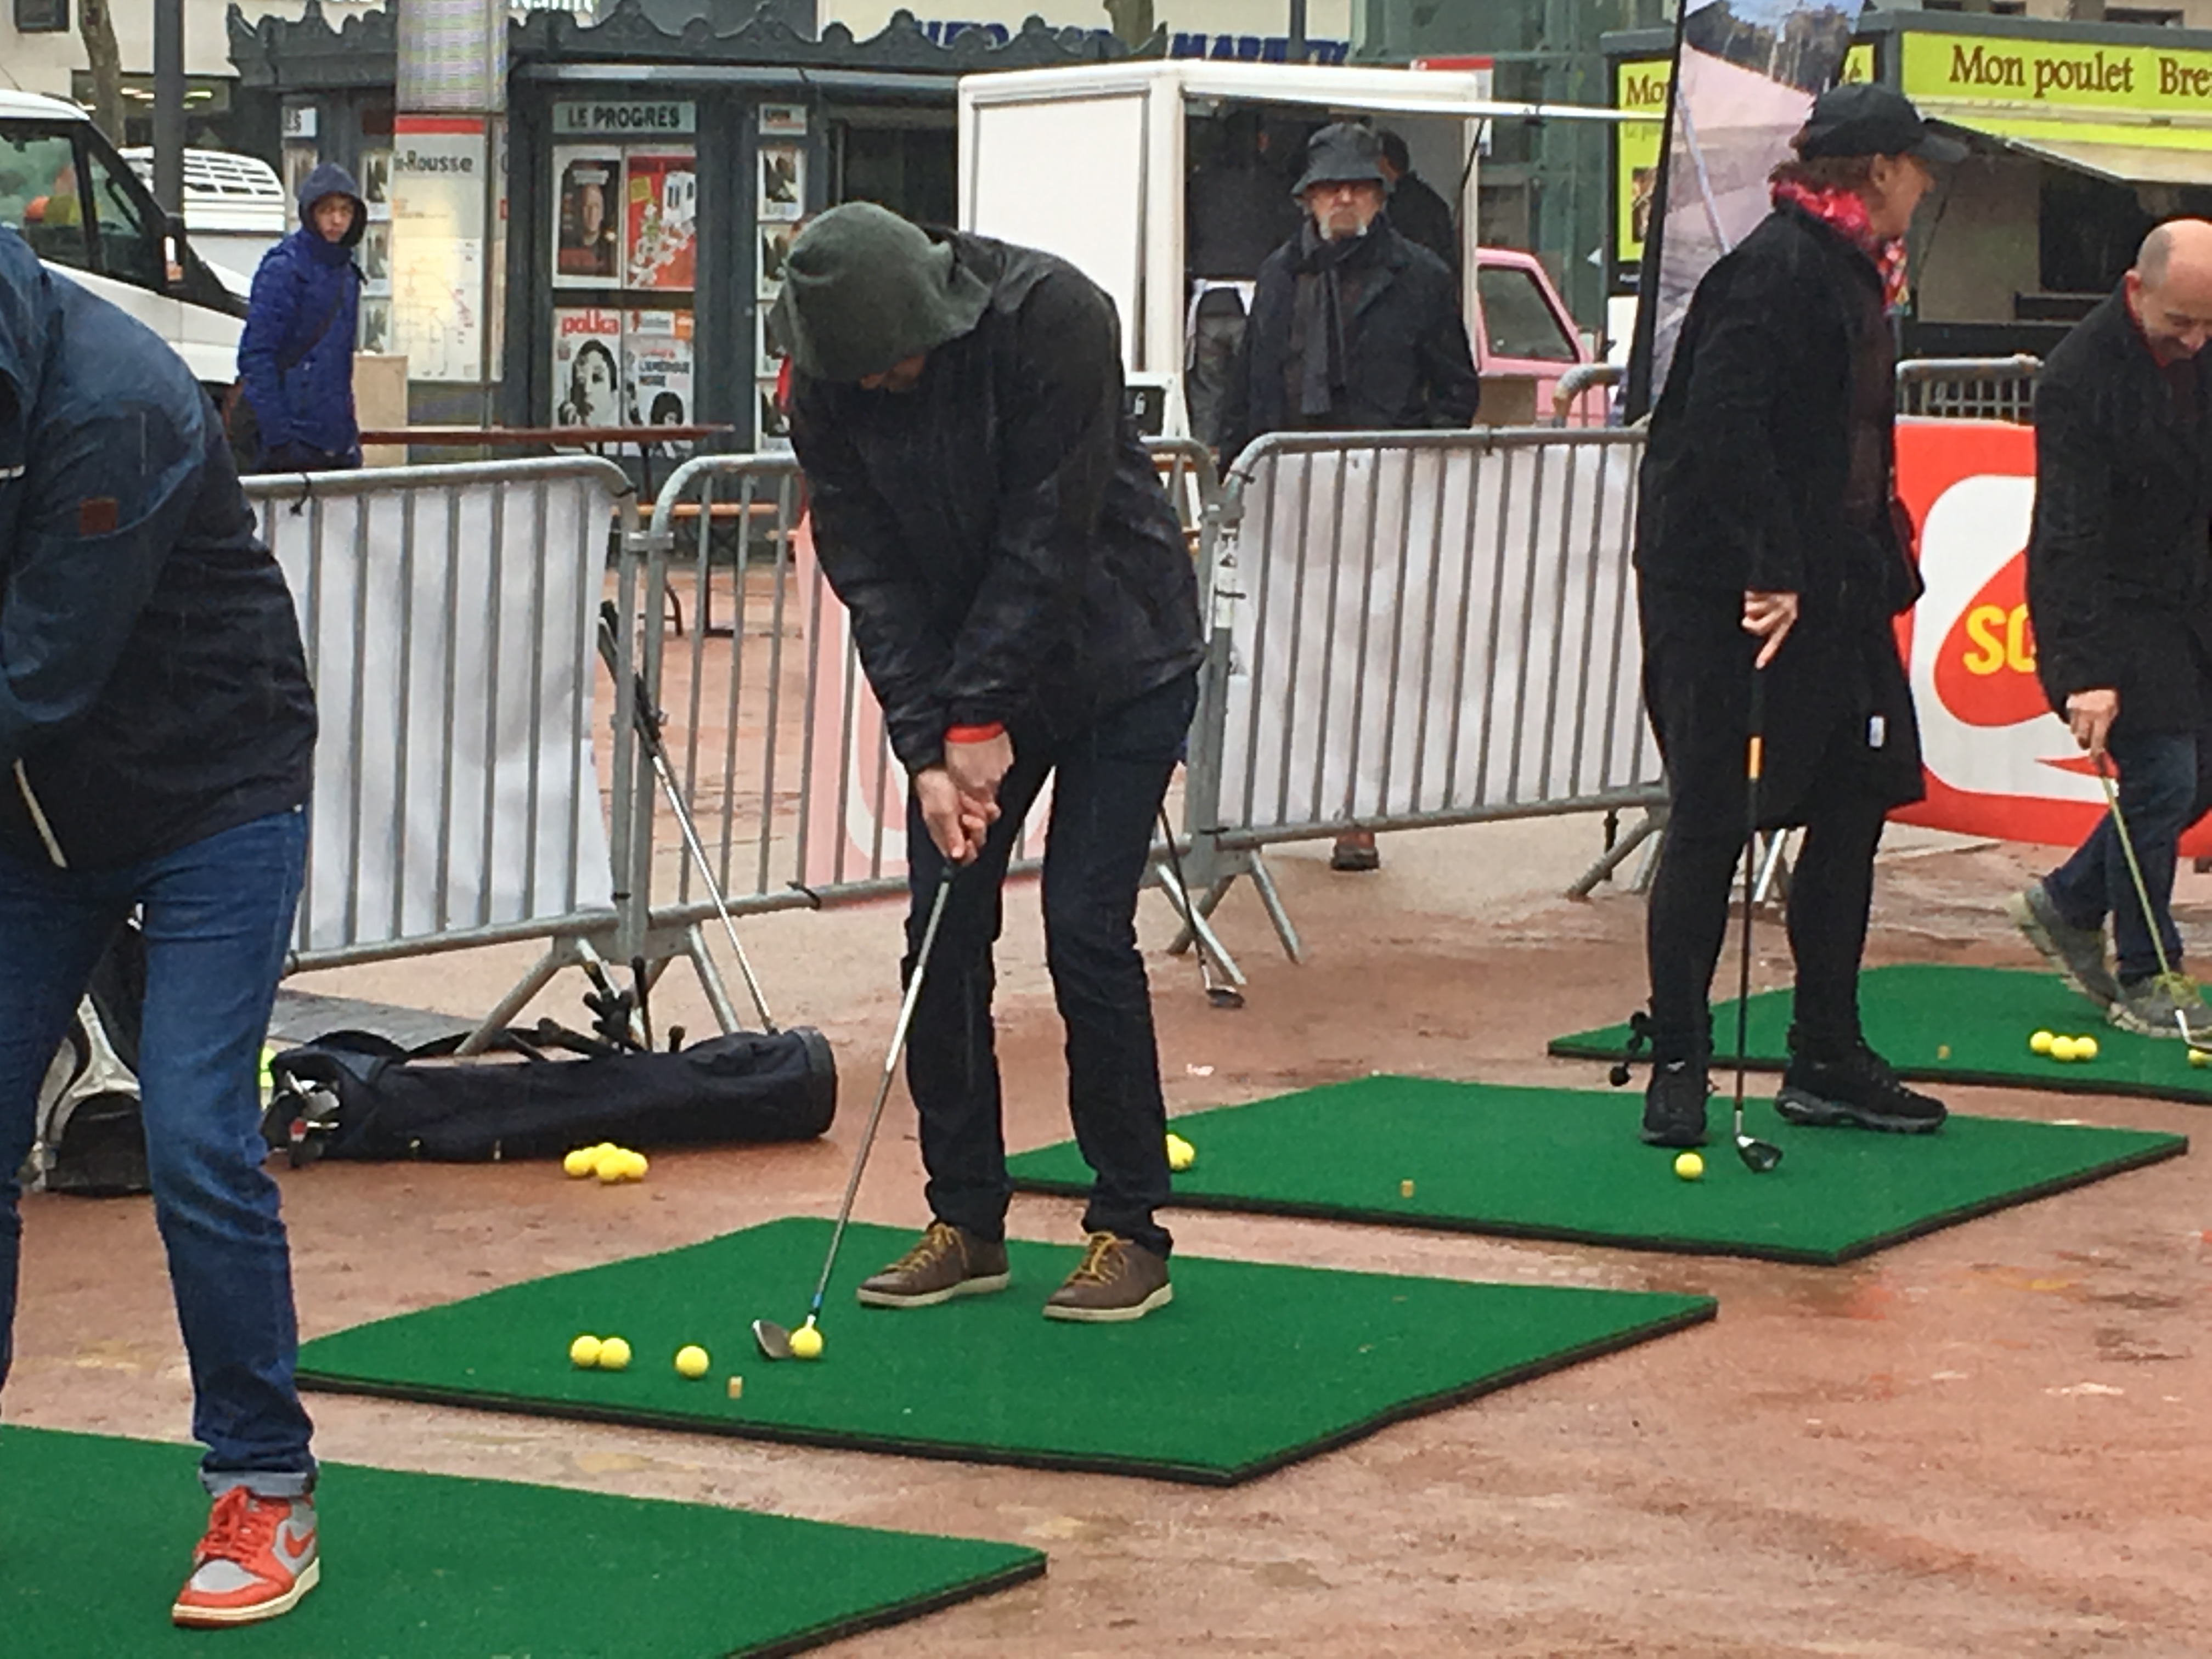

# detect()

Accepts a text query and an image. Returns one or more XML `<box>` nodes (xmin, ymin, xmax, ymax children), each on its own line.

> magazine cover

<box><xmin>625</xmin><ymin>310</ymin><xmax>694</xmax><ymax>429</ymax></box>
<box><xmin>553</xmin><ymin>146</ymin><xmax>623</xmax><ymax>285</ymax></box>
<box><xmin>624</xmin><ymin>152</ymin><xmax>697</xmax><ymax>291</ymax></box>
<box><xmin>757</xmin><ymin>143</ymin><xmax>804</xmax><ymax>223</ymax></box>
<box><xmin>552</xmin><ymin>307</ymin><xmax>625</xmax><ymax>427</ymax></box>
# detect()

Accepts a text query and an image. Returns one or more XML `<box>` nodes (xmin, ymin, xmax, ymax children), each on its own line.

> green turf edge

<box><xmin>298</xmin><ymin>1299</ymin><xmax>1715</xmax><ymax>1488</ymax></box>
<box><xmin>1544</xmin><ymin>1033</ymin><xmax>2212</xmax><ymax>1107</ymax></box>
<box><xmin>741</xmin><ymin>1554</ymin><xmax>1046</xmax><ymax>1659</ymax></box>
<box><xmin>1009</xmin><ymin>1137</ymin><xmax>2187</xmax><ymax>1267</ymax></box>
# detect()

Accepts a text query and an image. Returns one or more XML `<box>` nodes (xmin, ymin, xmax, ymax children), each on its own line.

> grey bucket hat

<box><xmin>769</xmin><ymin>202</ymin><xmax>990</xmax><ymax>383</ymax></box>
<box><xmin>1293</xmin><ymin>122</ymin><xmax>1391</xmax><ymax>197</ymax></box>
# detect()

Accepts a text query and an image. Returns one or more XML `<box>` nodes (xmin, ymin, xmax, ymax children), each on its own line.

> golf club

<box><xmin>753</xmin><ymin>867</ymin><xmax>956</xmax><ymax>1361</ymax></box>
<box><xmin>2094</xmin><ymin>754</ymin><xmax>2212</xmax><ymax>1053</ymax></box>
<box><xmin>1156</xmin><ymin>806</ymin><xmax>1244</xmax><ymax>1010</ymax></box>
<box><xmin>1732</xmin><ymin>672</ymin><xmax>1784</xmax><ymax>1175</ymax></box>
<box><xmin>631</xmin><ymin>955</ymin><xmax>655</xmax><ymax>1053</ymax></box>
<box><xmin>597</xmin><ymin>603</ymin><xmax>779</xmax><ymax>1033</ymax></box>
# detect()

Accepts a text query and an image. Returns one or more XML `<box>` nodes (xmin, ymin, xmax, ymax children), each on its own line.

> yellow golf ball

<box><xmin>562</xmin><ymin>1147</ymin><xmax>597</xmax><ymax>1179</ymax></box>
<box><xmin>787</xmin><ymin>1324</ymin><xmax>824</xmax><ymax>1361</ymax></box>
<box><xmin>624</xmin><ymin>1151</ymin><xmax>650</xmax><ymax>1181</ymax></box>
<box><xmin>596</xmin><ymin>1336</ymin><xmax>632</xmax><ymax>1370</ymax></box>
<box><xmin>1165</xmin><ymin>1133</ymin><xmax>1195</xmax><ymax>1172</ymax></box>
<box><xmin>1673</xmin><ymin>1151</ymin><xmax>1705</xmax><ymax>1182</ymax></box>
<box><xmin>595</xmin><ymin>1149</ymin><xmax>630</xmax><ymax>1184</ymax></box>
<box><xmin>568</xmin><ymin>1334</ymin><xmax>602</xmax><ymax>1368</ymax></box>
<box><xmin>2029</xmin><ymin>1030</ymin><xmax>2055</xmax><ymax>1055</ymax></box>
<box><xmin>2048</xmin><ymin>1036</ymin><xmax>2079</xmax><ymax>1062</ymax></box>
<box><xmin>674</xmin><ymin>1344</ymin><xmax>710</xmax><ymax>1380</ymax></box>
<box><xmin>2075</xmin><ymin>1035</ymin><xmax>2098</xmax><ymax>1060</ymax></box>
<box><xmin>2190</xmin><ymin>1048</ymin><xmax>2210</xmax><ymax>1068</ymax></box>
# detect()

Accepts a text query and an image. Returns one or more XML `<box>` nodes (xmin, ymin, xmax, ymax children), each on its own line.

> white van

<box><xmin>0</xmin><ymin>89</ymin><xmax>248</xmax><ymax>391</ymax></box>
<box><xmin>121</xmin><ymin>144</ymin><xmax>289</xmax><ymax>285</ymax></box>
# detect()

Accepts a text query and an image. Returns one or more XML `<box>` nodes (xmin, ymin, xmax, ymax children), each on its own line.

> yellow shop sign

<box><xmin>1904</xmin><ymin>31</ymin><xmax>2212</xmax><ymax>112</ymax></box>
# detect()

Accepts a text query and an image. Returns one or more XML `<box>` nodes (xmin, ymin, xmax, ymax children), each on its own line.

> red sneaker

<box><xmin>170</xmin><ymin>1487</ymin><xmax>320</xmax><ymax>1627</ymax></box>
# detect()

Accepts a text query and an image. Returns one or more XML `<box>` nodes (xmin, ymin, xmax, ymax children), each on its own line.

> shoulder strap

<box><xmin>276</xmin><ymin>266</ymin><xmax>353</xmax><ymax>375</ymax></box>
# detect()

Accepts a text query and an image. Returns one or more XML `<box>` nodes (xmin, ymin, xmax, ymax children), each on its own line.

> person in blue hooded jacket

<box><xmin>236</xmin><ymin>162</ymin><xmax>365</xmax><ymax>473</ymax></box>
<box><xmin>0</xmin><ymin>224</ymin><xmax>321</xmax><ymax>1627</ymax></box>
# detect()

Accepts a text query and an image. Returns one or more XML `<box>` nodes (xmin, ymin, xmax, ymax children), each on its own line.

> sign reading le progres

<box><xmin>553</xmin><ymin>101</ymin><xmax>698</xmax><ymax>136</ymax></box>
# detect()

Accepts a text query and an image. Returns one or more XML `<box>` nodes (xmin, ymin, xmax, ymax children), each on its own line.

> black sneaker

<box><xmin>1776</xmin><ymin>1043</ymin><xmax>1946</xmax><ymax>1134</ymax></box>
<box><xmin>1639</xmin><ymin>1059</ymin><xmax>1709</xmax><ymax>1148</ymax></box>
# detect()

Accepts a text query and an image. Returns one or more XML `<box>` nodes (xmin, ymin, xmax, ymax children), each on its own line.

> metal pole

<box><xmin>1287</xmin><ymin>0</ymin><xmax>1307</xmax><ymax>63</ymax></box>
<box><xmin>152</xmin><ymin>0</ymin><xmax>185</xmax><ymax>218</ymax></box>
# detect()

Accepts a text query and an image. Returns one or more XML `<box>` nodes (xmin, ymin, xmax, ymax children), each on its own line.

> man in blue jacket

<box><xmin>0</xmin><ymin>226</ymin><xmax>321</xmax><ymax>1627</ymax></box>
<box><xmin>237</xmin><ymin>162</ymin><xmax>364</xmax><ymax>473</ymax></box>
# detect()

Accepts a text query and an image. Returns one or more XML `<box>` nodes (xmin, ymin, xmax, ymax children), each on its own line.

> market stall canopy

<box><xmin>1931</xmin><ymin>113</ymin><xmax>2212</xmax><ymax>187</ymax></box>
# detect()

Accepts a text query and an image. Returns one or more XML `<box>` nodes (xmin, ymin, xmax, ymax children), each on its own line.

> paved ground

<box><xmin>12</xmin><ymin>818</ymin><xmax>2211</xmax><ymax>1657</ymax></box>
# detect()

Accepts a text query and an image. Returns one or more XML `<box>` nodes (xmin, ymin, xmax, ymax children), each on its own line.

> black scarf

<box><xmin>1289</xmin><ymin>219</ymin><xmax>1381</xmax><ymax>420</ymax></box>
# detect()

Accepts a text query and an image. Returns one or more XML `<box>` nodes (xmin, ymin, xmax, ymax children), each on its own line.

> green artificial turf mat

<box><xmin>296</xmin><ymin>1217</ymin><xmax>1712</xmax><ymax>1486</ymax></box>
<box><xmin>1005</xmin><ymin>1076</ymin><xmax>2185</xmax><ymax>1266</ymax></box>
<box><xmin>0</xmin><ymin>1423</ymin><xmax>1039</xmax><ymax>1657</ymax></box>
<box><xmin>1548</xmin><ymin>963</ymin><xmax>2212</xmax><ymax>1105</ymax></box>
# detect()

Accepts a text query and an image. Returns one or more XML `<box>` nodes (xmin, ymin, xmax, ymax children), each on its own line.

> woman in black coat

<box><xmin>1630</xmin><ymin>84</ymin><xmax>1957</xmax><ymax>1148</ymax></box>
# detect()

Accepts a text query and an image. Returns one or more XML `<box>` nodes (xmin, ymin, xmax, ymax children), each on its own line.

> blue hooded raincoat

<box><xmin>236</xmin><ymin>162</ymin><xmax>366</xmax><ymax>467</ymax></box>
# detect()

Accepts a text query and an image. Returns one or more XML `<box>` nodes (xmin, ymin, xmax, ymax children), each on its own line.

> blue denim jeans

<box><xmin>0</xmin><ymin>808</ymin><xmax>314</xmax><ymax>1497</ymax></box>
<box><xmin>2044</xmin><ymin>727</ymin><xmax>2212</xmax><ymax>984</ymax></box>
<box><xmin>901</xmin><ymin>670</ymin><xmax>1198</xmax><ymax>1260</ymax></box>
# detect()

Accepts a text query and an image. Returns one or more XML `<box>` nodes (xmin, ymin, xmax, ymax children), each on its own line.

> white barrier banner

<box><xmin>1215</xmin><ymin>437</ymin><xmax>1656</xmax><ymax>834</ymax></box>
<box><xmin>256</xmin><ymin>471</ymin><xmax>618</xmax><ymax>952</ymax></box>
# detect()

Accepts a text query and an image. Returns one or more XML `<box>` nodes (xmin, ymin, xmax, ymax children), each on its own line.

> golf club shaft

<box><xmin>597</xmin><ymin>607</ymin><xmax>778</xmax><ymax>1032</ymax></box>
<box><xmin>1156</xmin><ymin>806</ymin><xmax>1235</xmax><ymax>998</ymax></box>
<box><xmin>1736</xmin><ymin>670</ymin><xmax>1765</xmax><ymax>1128</ymax></box>
<box><xmin>2094</xmin><ymin>757</ymin><xmax>2207</xmax><ymax>1049</ymax></box>
<box><xmin>805</xmin><ymin>869</ymin><xmax>956</xmax><ymax>1317</ymax></box>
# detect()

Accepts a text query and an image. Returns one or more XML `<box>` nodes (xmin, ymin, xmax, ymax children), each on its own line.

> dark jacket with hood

<box><xmin>1218</xmin><ymin>215</ymin><xmax>1479</xmax><ymax>465</ymax></box>
<box><xmin>2026</xmin><ymin>286</ymin><xmax>2212</xmax><ymax>736</ymax></box>
<box><xmin>238</xmin><ymin>162</ymin><xmax>365</xmax><ymax>465</ymax></box>
<box><xmin>0</xmin><ymin>226</ymin><xmax>315</xmax><ymax>871</ymax></box>
<box><xmin>1634</xmin><ymin>200</ymin><xmax>1925</xmax><ymax>823</ymax></box>
<box><xmin>787</xmin><ymin>232</ymin><xmax>1204</xmax><ymax>774</ymax></box>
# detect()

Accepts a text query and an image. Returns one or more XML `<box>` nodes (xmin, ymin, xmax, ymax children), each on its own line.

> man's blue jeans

<box><xmin>0</xmin><ymin>808</ymin><xmax>314</xmax><ymax>1496</ymax></box>
<box><xmin>901</xmin><ymin>670</ymin><xmax>1198</xmax><ymax>1261</ymax></box>
<box><xmin>2044</xmin><ymin>727</ymin><xmax>2212</xmax><ymax>984</ymax></box>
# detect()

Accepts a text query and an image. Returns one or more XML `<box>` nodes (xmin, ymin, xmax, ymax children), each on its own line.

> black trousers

<box><xmin>1640</xmin><ymin>584</ymin><xmax>1911</xmax><ymax>1063</ymax></box>
<box><xmin>900</xmin><ymin>670</ymin><xmax>1197</xmax><ymax>1259</ymax></box>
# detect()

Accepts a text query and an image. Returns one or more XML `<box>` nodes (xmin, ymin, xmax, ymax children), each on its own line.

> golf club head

<box><xmin>1206</xmin><ymin>986</ymin><xmax>1246</xmax><ymax>1011</ymax></box>
<box><xmin>751</xmin><ymin>1318</ymin><xmax>793</xmax><ymax>1361</ymax></box>
<box><xmin>1735</xmin><ymin>1135</ymin><xmax>1783</xmax><ymax>1175</ymax></box>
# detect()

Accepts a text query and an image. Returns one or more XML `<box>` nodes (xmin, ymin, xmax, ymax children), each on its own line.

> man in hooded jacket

<box><xmin>775</xmin><ymin>202</ymin><xmax>1204</xmax><ymax>1323</ymax></box>
<box><xmin>236</xmin><ymin>163</ymin><xmax>365</xmax><ymax>474</ymax></box>
<box><xmin>0</xmin><ymin>225</ymin><xmax>321</xmax><ymax>1627</ymax></box>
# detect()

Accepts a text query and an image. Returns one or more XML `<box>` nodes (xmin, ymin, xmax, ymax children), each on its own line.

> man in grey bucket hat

<box><xmin>775</xmin><ymin>204</ymin><xmax>1204</xmax><ymax>1323</ymax></box>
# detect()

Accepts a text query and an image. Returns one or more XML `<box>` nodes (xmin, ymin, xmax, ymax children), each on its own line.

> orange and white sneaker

<box><xmin>170</xmin><ymin>1487</ymin><xmax>320</xmax><ymax>1628</ymax></box>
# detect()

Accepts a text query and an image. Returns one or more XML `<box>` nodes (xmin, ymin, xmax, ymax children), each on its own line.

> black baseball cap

<box><xmin>1797</xmin><ymin>83</ymin><xmax>1966</xmax><ymax>165</ymax></box>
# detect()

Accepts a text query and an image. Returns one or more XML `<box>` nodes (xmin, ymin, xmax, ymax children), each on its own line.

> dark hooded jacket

<box><xmin>238</xmin><ymin>162</ymin><xmax>365</xmax><ymax>465</ymax></box>
<box><xmin>787</xmin><ymin>232</ymin><xmax>1204</xmax><ymax>774</ymax></box>
<box><xmin>2026</xmin><ymin>287</ymin><xmax>2212</xmax><ymax>735</ymax></box>
<box><xmin>0</xmin><ymin>227</ymin><xmax>315</xmax><ymax>870</ymax></box>
<box><xmin>1218</xmin><ymin>216</ymin><xmax>1479</xmax><ymax>464</ymax></box>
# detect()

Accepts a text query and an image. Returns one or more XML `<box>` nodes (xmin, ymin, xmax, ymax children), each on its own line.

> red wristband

<box><xmin>944</xmin><ymin>723</ymin><xmax>1005</xmax><ymax>744</ymax></box>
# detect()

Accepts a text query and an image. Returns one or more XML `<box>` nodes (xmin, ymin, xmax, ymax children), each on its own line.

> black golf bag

<box><xmin>26</xmin><ymin>924</ymin><xmax>151</xmax><ymax>1197</ymax></box>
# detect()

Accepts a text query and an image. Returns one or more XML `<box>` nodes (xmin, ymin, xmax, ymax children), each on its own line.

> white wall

<box><xmin>0</xmin><ymin>0</ymin><xmax>386</xmax><ymax>99</ymax></box>
<box><xmin>821</xmin><ymin>0</ymin><xmax>1355</xmax><ymax>47</ymax></box>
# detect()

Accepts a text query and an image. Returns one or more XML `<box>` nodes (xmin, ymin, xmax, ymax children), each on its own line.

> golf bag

<box><xmin>26</xmin><ymin>925</ymin><xmax>151</xmax><ymax>1197</ymax></box>
<box><xmin>262</xmin><ymin>1024</ymin><xmax>838</xmax><ymax>1164</ymax></box>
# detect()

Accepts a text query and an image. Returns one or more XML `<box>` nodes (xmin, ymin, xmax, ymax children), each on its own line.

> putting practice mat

<box><xmin>296</xmin><ymin>1217</ymin><xmax>1713</xmax><ymax>1486</ymax></box>
<box><xmin>1004</xmin><ymin>1076</ymin><xmax>2185</xmax><ymax>1266</ymax></box>
<box><xmin>1549</xmin><ymin>963</ymin><xmax>2212</xmax><ymax>1105</ymax></box>
<box><xmin>0</xmin><ymin>1424</ymin><xmax>1040</xmax><ymax>1657</ymax></box>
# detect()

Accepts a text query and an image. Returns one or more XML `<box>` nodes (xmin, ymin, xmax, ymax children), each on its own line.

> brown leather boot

<box><xmin>1042</xmin><ymin>1232</ymin><xmax>1172</xmax><ymax>1323</ymax></box>
<box><xmin>855</xmin><ymin>1221</ymin><xmax>1011</xmax><ymax>1308</ymax></box>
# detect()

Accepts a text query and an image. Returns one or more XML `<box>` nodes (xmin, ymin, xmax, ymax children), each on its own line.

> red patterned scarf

<box><xmin>1771</xmin><ymin>179</ymin><xmax>1909</xmax><ymax>310</ymax></box>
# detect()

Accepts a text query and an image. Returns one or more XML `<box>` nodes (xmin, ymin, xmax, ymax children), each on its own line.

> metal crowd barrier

<box><xmin>1179</xmin><ymin>426</ymin><xmax>1664</xmax><ymax>958</ymax></box>
<box><xmin>618</xmin><ymin>438</ymin><xmax>1229</xmax><ymax>1024</ymax></box>
<box><xmin>1895</xmin><ymin>354</ymin><xmax>2041</xmax><ymax>422</ymax></box>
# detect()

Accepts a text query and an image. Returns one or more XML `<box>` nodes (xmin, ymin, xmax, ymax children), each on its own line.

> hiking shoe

<box><xmin>855</xmin><ymin>1221</ymin><xmax>1010</xmax><ymax>1309</ymax></box>
<box><xmin>1330</xmin><ymin>830</ymin><xmax>1380</xmax><ymax>872</ymax></box>
<box><xmin>1042</xmin><ymin>1232</ymin><xmax>1172</xmax><ymax>1323</ymax></box>
<box><xmin>171</xmin><ymin>1488</ymin><xmax>319</xmax><ymax>1628</ymax></box>
<box><xmin>2107</xmin><ymin>972</ymin><xmax>2212</xmax><ymax>1041</ymax></box>
<box><xmin>1776</xmin><ymin>1044</ymin><xmax>1946</xmax><ymax>1134</ymax></box>
<box><xmin>2006</xmin><ymin>885</ymin><xmax>2119</xmax><ymax>1007</ymax></box>
<box><xmin>1639</xmin><ymin>1059</ymin><xmax>1709</xmax><ymax>1148</ymax></box>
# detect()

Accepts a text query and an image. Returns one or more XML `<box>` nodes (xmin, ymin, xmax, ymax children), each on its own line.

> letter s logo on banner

<box><xmin>1891</xmin><ymin>420</ymin><xmax>2212</xmax><ymax>854</ymax></box>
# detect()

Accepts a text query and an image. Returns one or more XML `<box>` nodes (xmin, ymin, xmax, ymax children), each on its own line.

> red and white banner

<box><xmin>1893</xmin><ymin>417</ymin><xmax>2212</xmax><ymax>854</ymax></box>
